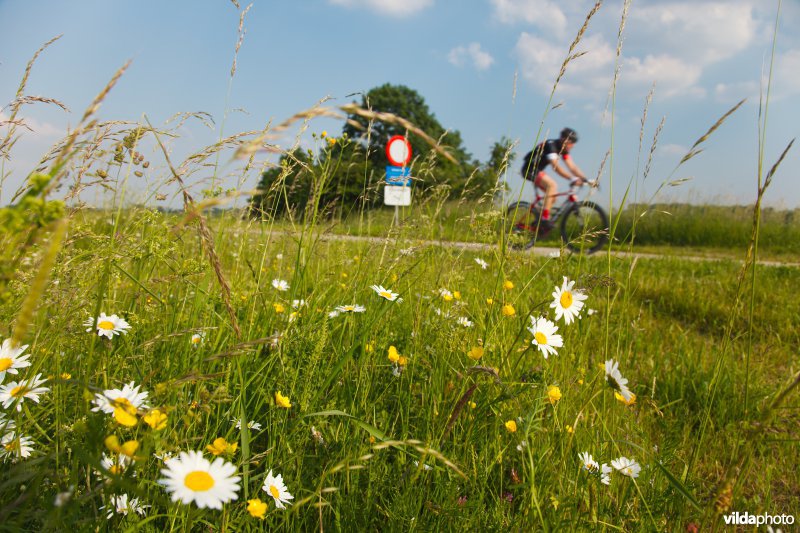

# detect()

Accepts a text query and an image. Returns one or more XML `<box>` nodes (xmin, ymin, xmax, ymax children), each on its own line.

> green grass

<box><xmin>0</xmin><ymin>207</ymin><xmax>797</xmax><ymax>531</ymax></box>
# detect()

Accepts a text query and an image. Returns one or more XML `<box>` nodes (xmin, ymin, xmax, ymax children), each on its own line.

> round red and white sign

<box><xmin>386</xmin><ymin>135</ymin><xmax>412</xmax><ymax>166</ymax></box>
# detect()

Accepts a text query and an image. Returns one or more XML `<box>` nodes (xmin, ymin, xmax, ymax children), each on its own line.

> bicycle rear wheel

<box><xmin>560</xmin><ymin>201</ymin><xmax>608</xmax><ymax>254</ymax></box>
<box><xmin>503</xmin><ymin>202</ymin><xmax>540</xmax><ymax>249</ymax></box>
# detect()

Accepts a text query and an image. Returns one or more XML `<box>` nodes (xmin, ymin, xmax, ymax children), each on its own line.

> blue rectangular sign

<box><xmin>385</xmin><ymin>165</ymin><xmax>411</xmax><ymax>186</ymax></box>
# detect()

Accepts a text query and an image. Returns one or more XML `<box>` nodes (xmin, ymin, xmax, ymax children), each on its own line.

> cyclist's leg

<box><xmin>534</xmin><ymin>172</ymin><xmax>557</xmax><ymax>222</ymax></box>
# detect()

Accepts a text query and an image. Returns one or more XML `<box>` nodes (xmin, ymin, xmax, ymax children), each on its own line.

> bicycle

<box><xmin>502</xmin><ymin>180</ymin><xmax>609</xmax><ymax>254</ymax></box>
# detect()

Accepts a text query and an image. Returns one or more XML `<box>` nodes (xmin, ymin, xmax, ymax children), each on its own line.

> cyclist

<box><xmin>520</xmin><ymin>127</ymin><xmax>588</xmax><ymax>231</ymax></box>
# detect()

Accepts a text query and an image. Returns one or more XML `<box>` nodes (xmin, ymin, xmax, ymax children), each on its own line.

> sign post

<box><xmin>384</xmin><ymin>136</ymin><xmax>413</xmax><ymax>225</ymax></box>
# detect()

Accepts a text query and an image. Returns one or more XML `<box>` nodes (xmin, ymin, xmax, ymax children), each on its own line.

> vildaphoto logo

<box><xmin>723</xmin><ymin>511</ymin><xmax>795</xmax><ymax>527</ymax></box>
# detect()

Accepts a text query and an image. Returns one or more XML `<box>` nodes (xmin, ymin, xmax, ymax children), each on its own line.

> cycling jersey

<box><xmin>520</xmin><ymin>139</ymin><xmax>571</xmax><ymax>181</ymax></box>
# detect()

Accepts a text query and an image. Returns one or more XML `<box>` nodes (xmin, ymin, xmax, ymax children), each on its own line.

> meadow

<box><xmin>1</xmin><ymin>15</ymin><xmax>799</xmax><ymax>533</ymax></box>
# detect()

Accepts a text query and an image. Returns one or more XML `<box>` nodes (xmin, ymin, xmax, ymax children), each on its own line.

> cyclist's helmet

<box><xmin>560</xmin><ymin>127</ymin><xmax>579</xmax><ymax>143</ymax></box>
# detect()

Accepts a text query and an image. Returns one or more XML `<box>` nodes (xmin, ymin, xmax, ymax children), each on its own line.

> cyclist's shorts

<box><xmin>532</xmin><ymin>171</ymin><xmax>547</xmax><ymax>190</ymax></box>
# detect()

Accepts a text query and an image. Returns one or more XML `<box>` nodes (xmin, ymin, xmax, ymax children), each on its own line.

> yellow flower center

<box><xmin>10</xmin><ymin>385</ymin><xmax>27</xmax><ymax>398</ymax></box>
<box><xmin>97</xmin><ymin>320</ymin><xmax>115</xmax><ymax>331</ymax></box>
<box><xmin>379</xmin><ymin>291</ymin><xmax>393</xmax><ymax>299</ymax></box>
<box><xmin>269</xmin><ymin>484</ymin><xmax>281</xmax><ymax>499</ymax></box>
<box><xmin>184</xmin><ymin>470</ymin><xmax>215</xmax><ymax>492</ymax></box>
<box><xmin>0</xmin><ymin>358</ymin><xmax>12</xmax><ymax>371</ymax></box>
<box><xmin>534</xmin><ymin>332</ymin><xmax>547</xmax><ymax>345</ymax></box>
<box><xmin>560</xmin><ymin>291</ymin><xmax>573</xmax><ymax>308</ymax></box>
<box><xmin>110</xmin><ymin>464</ymin><xmax>123</xmax><ymax>475</ymax></box>
<box><xmin>4</xmin><ymin>441</ymin><xmax>17</xmax><ymax>451</ymax></box>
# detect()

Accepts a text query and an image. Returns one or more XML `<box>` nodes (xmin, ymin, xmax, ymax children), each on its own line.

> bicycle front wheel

<box><xmin>560</xmin><ymin>201</ymin><xmax>608</xmax><ymax>254</ymax></box>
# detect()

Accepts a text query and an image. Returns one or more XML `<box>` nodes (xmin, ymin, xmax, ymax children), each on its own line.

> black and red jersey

<box><xmin>520</xmin><ymin>139</ymin><xmax>571</xmax><ymax>180</ymax></box>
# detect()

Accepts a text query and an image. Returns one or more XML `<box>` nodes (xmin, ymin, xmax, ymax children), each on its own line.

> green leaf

<box><xmin>655</xmin><ymin>461</ymin><xmax>701</xmax><ymax>510</ymax></box>
<box><xmin>304</xmin><ymin>409</ymin><xmax>388</xmax><ymax>441</ymax></box>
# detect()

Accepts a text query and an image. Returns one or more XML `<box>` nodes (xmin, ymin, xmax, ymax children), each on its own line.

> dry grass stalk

<box><xmin>11</xmin><ymin>218</ymin><xmax>68</xmax><ymax>347</ymax></box>
<box><xmin>680</xmin><ymin>99</ymin><xmax>746</xmax><ymax>165</ymax></box>
<box><xmin>230</xmin><ymin>3</ymin><xmax>253</xmax><ymax>78</ymax></box>
<box><xmin>149</xmin><ymin>120</ymin><xmax>242</xmax><ymax>339</ymax></box>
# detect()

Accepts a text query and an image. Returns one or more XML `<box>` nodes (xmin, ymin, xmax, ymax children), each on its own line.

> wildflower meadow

<box><xmin>1</xmin><ymin>5</ymin><xmax>798</xmax><ymax>532</ymax></box>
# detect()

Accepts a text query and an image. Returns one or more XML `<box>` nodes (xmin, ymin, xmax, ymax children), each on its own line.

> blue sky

<box><xmin>1</xmin><ymin>0</ymin><xmax>798</xmax><ymax>208</ymax></box>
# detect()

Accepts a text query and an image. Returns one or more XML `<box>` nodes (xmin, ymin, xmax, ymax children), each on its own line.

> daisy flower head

<box><xmin>0</xmin><ymin>373</ymin><xmax>49</xmax><ymax>411</ymax></box>
<box><xmin>1</xmin><ymin>432</ymin><xmax>34</xmax><ymax>461</ymax></box>
<box><xmin>0</xmin><ymin>339</ymin><xmax>31</xmax><ymax>383</ymax></box>
<box><xmin>335</xmin><ymin>304</ymin><xmax>365</xmax><ymax>313</ymax></box>
<box><xmin>611</xmin><ymin>456</ymin><xmax>641</xmax><ymax>478</ymax></box>
<box><xmin>438</xmin><ymin>288</ymin><xmax>454</xmax><ymax>302</ymax></box>
<box><xmin>271</xmin><ymin>279</ymin><xmax>289</xmax><ymax>292</ymax></box>
<box><xmin>103</xmin><ymin>493</ymin><xmax>149</xmax><ymax>518</ymax></box>
<box><xmin>233</xmin><ymin>419</ymin><xmax>263</xmax><ymax>431</ymax></box>
<box><xmin>100</xmin><ymin>452</ymin><xmax>132</xmax><ymax>476</ymax></box>
<box><xmin>457</xmin><ymin>317</ymin><xmax>473</xmax><ymax>328</ymax></box>
<box><xmin>84</xmin><ymin>313</ymin><xmax>131</xmax><ymax>339</ymax></box>
<box><xmin>191</xmin><ymin>332</ymin><xmax>205</xmax><ymax>347</ymax></box>
<box><xmin>291</xmin><ymin>299</ymin><xmax>306</xmax><ymax>309</ymax></box>
<box><xmin>614</xmin><ymin>391</ymin><xmax>637</xmax><ymax>406</ymax></box>
<box><xmin>91</xmin><ymin>382</ymin><xmax>149</xmax><ymax>423</ymax></box>
<box><xmin>371</xmin><ymin>285</ymin><xmax>402</xmax><ymax>302</ymax></box>
<box><xmin>550</xmin><ymin>277</ymin><xmax>588</xmax><ymax>325</ymax></box>
<box><xmin>600</xmin><ymin>463</ymin><xmax>612</xmax><ymax>485</ymax></box>
<box><xmin>474</xmin><ymin>257</ymin><xmax>489</xmax><ymax>270</ymax></box>
<box><xmin>527</xmin><ymin>316</ymin><xmax>563</xmax><ymax>359</ymax></box>
<box><xmin>262</xmin><ymin>470</ymin><xmax>294</xmax><ymax>509</ymax></box>
<box><xmin>159</xmin><ymin>450</ymin><xmax>240</xmax><ymax>509</ymax></box>
<box><xmin>604</xmin><ymin>359</ymin><xmax>633</xmax><ymax>402</ymax></box>
<box><xmin>578</xmin><ymin>452</ymin><xmax>598</xmax><ymax>472</ymax></box>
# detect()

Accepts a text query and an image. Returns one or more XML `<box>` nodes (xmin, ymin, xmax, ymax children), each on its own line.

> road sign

<box><xmin>385</xmin><ymin>165</ymin><xmax>412</xmax><ymax>186</ymax></box>
<box><xmin>386</xmin><ymin>135</ymin><xmax>412</xmax><ymax>166</ymax></box>
<box><xmin>384</xmin><ymin>185</ymin><xmax>411</xmax><ymax>206</ymax></box>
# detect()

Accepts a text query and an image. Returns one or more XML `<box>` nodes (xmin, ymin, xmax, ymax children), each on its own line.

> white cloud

<box><xmin>328</xmin><ymin>0</ymin><xmax>432</xmax><ymax>17</ymax></box>
<box><xmin>0</xmin><ymin>111</ymin><xmax>63</xmax><ymax>138</ymax></box>
<box><xmin>714</xmin><ymin>80</ymin><xmax>760</xmax><ymax>102</ymax></box>
<box><xmin>491</xmin><ymin>0</ymin><xmax>567</xmax><ymax>36</ymax></box>
<box><xmin>774</xmin><ymin>48</ymin><xmax>800</xmax><ymax>97</ymax></box>
<box><xmin>629</xmin><ymin>2</ymin><xmax>758</xmax><ymax>65</ymax></box>
<box><xmin>659</xmin><ymin>143</ymin><xmax>689</xmax><ymax>157</ymax></box>
<box><xmin>448</xmin><ymin>43</ymin><xmax>495</xmax><ymax>71</ymax></box>
<box><xmin>623</xmin><ymin>54</ymin><xmax>705</xmax><ymax>98</ymax></box>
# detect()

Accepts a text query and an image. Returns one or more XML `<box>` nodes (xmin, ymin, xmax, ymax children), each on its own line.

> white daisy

<box><xmin>335</xmin><ymin>304</ymin><xmax>366</xmax><ymax>313</ymax></box>
<box><xmin>0</xmin><ymin>413</ymin><xmax>15</xmax><ymax>432</ymax></box>
<box><xmin>100</xmin><ymin>453</ymin><xmax>133</xmax><ymax>477</ymax></box>
<box><xmin>327</xmin><ymin>310</ymin><xmax>340</xmax><ymax>319</ymax></box>
<box><xmin>371</xmin><ymin>285</ymin><xmax>402</xmax><ymax>302</ymax></box>
<box><xmin>600</xmin><ymin>463</ymin><xmax>612</xmax><ymax>485</ymax></box>
<box><xmin>262</xmin><ymin>469</ymin><xmax>293</xmax><ymax>510</ymax></box>
<box><xmin>232</xmin><ymin>419</ymin><xmax>262</xmax><ymax>431</ymax></box>
<box><xmin>604</xmin><ymin>359</ymin><xmax>633</xmax><ymax>402</ymax></box>
<box><xmin>0</xmin><ymin>373</ymin><xmax>49</xmax><ymax>411</ymax></box>
<box><xmin>527</xmin><ymin>316</ymin><xmax>563</xmax><ymax>359</ymax></box>
<box><xmin>578</xmin><ymin>452</ymin><xmax>598</xmax><ymax>472</ymax></box>
<box><xmin>159</xmin><ymin>450</ymin><xmax>240</xmax><ymax>509</ymax></box>
<box><xmin>103</xmin><ymin>493</ymin><xmax>149</xmax><ymax>518</ymax></box>
<box><xmin>550</xmin><ymin>277</ymin><xmax>588</xmax><ymax>325</ymax></box>
<box><xmin>474</xmin><ymin>258</ymin><xmax>488</xmax><ymax>270</ymax></box>
<box><xmin>457</xmin><ymin>317</ymin><xmax>473</xmax><ymax>328</ymax></box>
<box><xmin>91</xmin><ymin>381</ymin><xmax>149</xmax><ymax>415</ymax></box>
<box><xmin>611</xmin><ymin>456</ymin><xmax>641</xmax><ymax>478</ymax></box>
<box><xmin>84</xmin><ymin>313</ymin><xmax>131</xmax><ymax>339</ymax></box>
<box><xmin>438</xmin><ymin>288</ymin><xmax>454</xmax><ymax>300</ymax></box>
<box><xmin>291</xmin><ymin>299</ymin><xmax>306</xmax><ymax>309</ymax></box>
<box><xmin>0</xmin><ymin>339</ymin><xmax>31</xmax><ymax>384</ymax></box>
<box><xmin>271</xmin><ymin>279</ymin><xmax>289</xmax><ymax>292</ymax></box>
<box><xmin>0</xmin><ymin>432</ymin><xmax>34</xmax><ymax>461</ymax></box>
<box><xmin>191</xmin><ymin>332</ymin><xmax>205</xmax><ymax>347</ymax></box>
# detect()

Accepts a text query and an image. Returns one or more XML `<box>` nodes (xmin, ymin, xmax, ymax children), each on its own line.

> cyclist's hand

<box><xmin>571</xmin><ymin>177</ymin><xmax>586</xmax><ymax>187</ymax></box>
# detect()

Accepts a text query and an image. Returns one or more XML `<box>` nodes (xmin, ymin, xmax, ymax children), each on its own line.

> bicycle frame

<box><xmin>531</xmin><ymin>182</ymin><xmax>583</xmax><ymax>222</ymax></box>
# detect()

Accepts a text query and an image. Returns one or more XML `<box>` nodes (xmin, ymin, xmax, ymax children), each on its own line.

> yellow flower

<box><xmin>328</xmin><ymin>137</ymin><xmax>337</xmax><ymax>146</ymax></box>
<box><xmin>247</xmin><ymin>498</ymin><xmax>268</xmax><ymax>519</ymax></box>
<box><xmin>501</xmin><ymin>304</ymin><xmax>516</xmax><ymax>317</ymax></box>
<box><xmin>486</xmin><ymin>298</ymin><xmax>494</xmax><ymax>305</ymax></box>
<box><xmin>365</xmin><ymin>341</ymin><xmax>375</xmax><ymax>353</ymax></box>
<box><xmin>397</xmin><ymin>356</ymin><xmax>408</xmax><ymax>367</ymax></box>
<box><xmin>453</xmin><ymin>291</ymin><xmax>462</xmax><ymax>300</ymax></box>
<box><xmin>467</xmin><ymin>346</ymin><xmax>484</xmax><ymax>361</ymax></box>
<box><xmin>112</xmin><ymin>398</ymin><xmax>138</xmax><ymax>427</ymax></box>
<box><xmin>340</xmin><ymin>272</ymin><xmax>348</xmax><ymax>279</ymax></box>
<box><xmin>105</xmin><ymin>435</ymin><xmax>139</xmax><ymax>458</ymax></box>
<box><xmin>577</xmin><ymin>379</ymin><xmax>584</xmax><ymax>385</ymax></box>
<box><xmin>207</xmin><ymin>437</ymin><xmax>238</xmax><ymax>456</ymax></box>
<box><xmin>273</xmin><ymin>303</ymin><xmax>285</xmax><ymax>313</ymax></box>
<box><xmin>275</xmin><ymin>391</ymin><xmax>292</xmax><ymax>409</ymax></box>
<box><xmin>469</xmin><ymin>401</ymin><xmax>477</xmax><ymax>409</ymax></box>
<box><xmin>369</xmin><ymin>436</ymin><xmax>376</xmax><ymax>444</ymax></box>
<box><xmin>614</xmin><ymin>391</ymin><xmax>637</xmax><ymax>406</ymax></box>
<box><xmin>143</xmin><ymin>409</ymin><xmax>168</xmax><ymax>430</ymax></box>
<box><xmin>387</xmin><ymin>346</ymin><xmax>400</xmax><ymax>363</ymax></box>
<box><xmin>321</xmin><ymin>130</ymin><xmax>328</xmax><ymax>138</ymax></box>
<box><xmin>391</xmin><ymin>273</ymin><xmax>398</xmax><ymax>282</ymax></box>
<box><xmin>503</xmin><ymin>280</ymin><xmax>514</xmax><ymax>290</ymax></box>
<box><xmin>505</xmin><ymin>420</ymin><xmax>517</xmax><ymax>433</ymax></box>
<box><xmin>547</xmin><ymin>385</ymin><xmax>562</xmax><ymax>405</ymax></box>
<box><xmin>60</xmin><ymin>372</ymin><xmax>72</xmax><ymax>380</ymax></box>
<box><xmin>565</xmin><ymin>425</ymin><xmax>574</xmax><ymax>434</ymax></box>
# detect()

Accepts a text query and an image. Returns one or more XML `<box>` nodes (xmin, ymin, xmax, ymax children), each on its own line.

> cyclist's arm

<box><xmin>549</xmin><ymin>158</ymin><xmax>574</xmax><ymax>180</ymax></box>
<box><xmin>564</xmin><ymin>157</ymin><xmax>588</xmax><ymax>182</ymax></box>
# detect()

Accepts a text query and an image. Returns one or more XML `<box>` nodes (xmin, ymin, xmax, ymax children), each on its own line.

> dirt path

<box><xmin>302</xmin><ymin>232</ymin><xmax>800</xmax><ymax>268</ymax></box>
